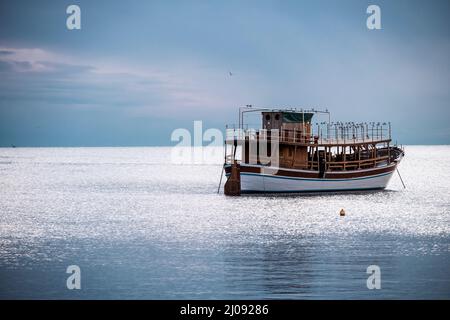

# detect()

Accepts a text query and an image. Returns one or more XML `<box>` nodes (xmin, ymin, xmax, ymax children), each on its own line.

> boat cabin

<box><xmin>226</xmin><ymin>107</ymin><xmax>399</xmax><ymax>174</ymax></box>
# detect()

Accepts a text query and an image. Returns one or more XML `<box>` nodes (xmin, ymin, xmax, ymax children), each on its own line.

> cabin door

<box><xmin>319</xmin><ymin>153</ymin><xmax>326</xmax><ymax>178</ymax></box>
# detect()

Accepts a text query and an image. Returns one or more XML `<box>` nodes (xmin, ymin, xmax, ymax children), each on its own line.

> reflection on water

<box><xmin>0</xmin><ymin>146</ymin><xmax>449</xmax><ymax>299</ymax></box>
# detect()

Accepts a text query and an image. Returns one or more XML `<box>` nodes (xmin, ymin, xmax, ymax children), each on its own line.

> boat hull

<box><xmin>224</xmin><ymin>163</ymin><xmax>398</xmax><ymax>194</ymax></box>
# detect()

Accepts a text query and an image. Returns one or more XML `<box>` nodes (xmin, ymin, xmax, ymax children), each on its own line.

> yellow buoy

<box><xmin>340</xmin><ymin>209</ymin><xmax>346</xmax><ymax>216</ymax></box>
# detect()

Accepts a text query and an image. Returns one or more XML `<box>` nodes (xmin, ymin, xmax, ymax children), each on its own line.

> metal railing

<box><xmin>225</xmin><ymin>123</ymin><xmax>391</xmax><ymax>145</ymax></box>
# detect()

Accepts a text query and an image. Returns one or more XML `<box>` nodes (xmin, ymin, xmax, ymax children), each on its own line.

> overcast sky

<box><xmin>0</xmin><ymin>0</ymin><xmax>449</xmax><ymax>146</ymax></box>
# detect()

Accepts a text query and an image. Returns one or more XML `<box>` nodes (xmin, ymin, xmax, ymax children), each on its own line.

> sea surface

<box><xmin>0</xmin><ymin>146</ymin><xmax>449</xmax><ymax>299</ymax></box>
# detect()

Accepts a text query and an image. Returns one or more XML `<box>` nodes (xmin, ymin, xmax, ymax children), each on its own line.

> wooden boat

<box><xmin>222</xmin><ymin>106</ymin><xmax>404</xmax><ymax>195</ymax></box>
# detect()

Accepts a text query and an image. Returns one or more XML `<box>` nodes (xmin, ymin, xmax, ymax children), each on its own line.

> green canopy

<box><xmin>282</xmin><ymin>112</ymin><xmax>314</xmax><ymax>123</ymax></box>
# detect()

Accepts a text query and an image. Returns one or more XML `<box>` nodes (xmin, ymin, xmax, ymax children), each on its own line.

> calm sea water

<box><xmin>0</xmin><ymin>146</ymin><xmax>449</xmax><ymax>299</ymax></box>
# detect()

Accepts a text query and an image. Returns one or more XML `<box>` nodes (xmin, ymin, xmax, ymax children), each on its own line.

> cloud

<box><xmin>0</xmin><ymin>47</ymin><xmax>60</xmax><ymax>72</ymax></box>
<box><xmin>0</xmin><ymin>46</ymin><xmax>242</xmax><ymax>120</ymax></box>
<box><xmin>0</xmin><ymin>50</ymin><xmax>14</xmax><ymax>55</ymax></box>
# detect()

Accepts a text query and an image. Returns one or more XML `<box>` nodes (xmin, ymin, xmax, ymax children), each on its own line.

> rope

<box><xmin>396</xmin><ymin>168</ymin><xmax>406</xmax><ymax>189</ymax></box>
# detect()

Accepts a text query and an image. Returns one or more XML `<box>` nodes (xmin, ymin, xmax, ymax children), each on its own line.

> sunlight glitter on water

<box><xmin>0</xmin><ymin>146</ymin><xmax>449</xmax><ymax>299</ymax></box>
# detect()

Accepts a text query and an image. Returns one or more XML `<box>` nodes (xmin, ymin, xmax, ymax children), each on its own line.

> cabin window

<box><xmin>265</xmin><ymin>114</ymin><xmax>270</xmax><ymax>121</ymax></box>
<box><xmin>275</xmin><ymin>114</ymin><xmax>280</xmax><ymax>121</ymax></box>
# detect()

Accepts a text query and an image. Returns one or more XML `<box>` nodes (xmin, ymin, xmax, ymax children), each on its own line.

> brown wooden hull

<box><xmin>225</xmin><ymin>162</ymin><xmax>397</xmax><ymax>179</ymax></box>
<box><xmin>223</xmin><ymin>161</ymin><xmax>400</xmax><ymax>193</ymax></box>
